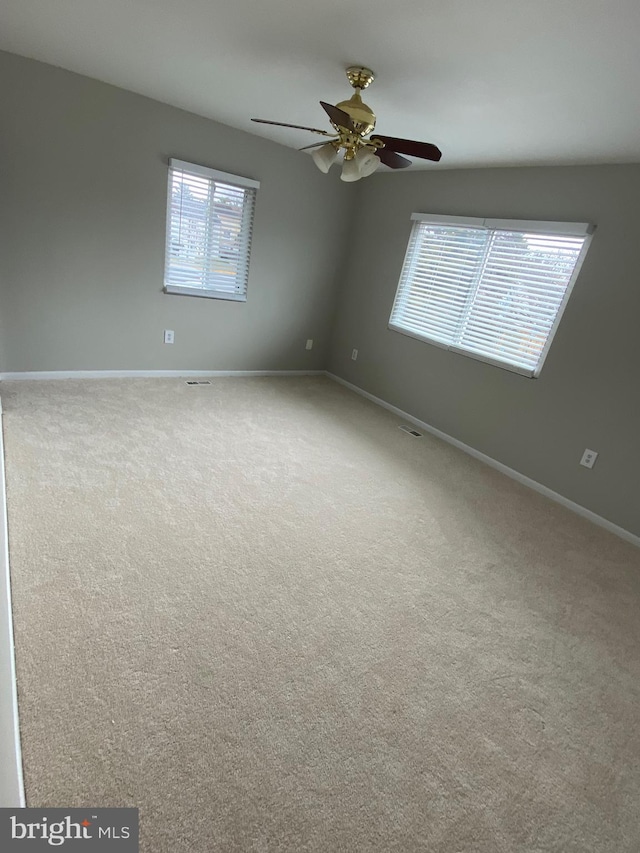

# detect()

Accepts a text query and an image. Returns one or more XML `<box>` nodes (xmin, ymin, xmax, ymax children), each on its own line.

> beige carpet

<box><xmin>2</xmin><ymin>376</ymin><xmax>639</xmax><ymax>852</ymax></box>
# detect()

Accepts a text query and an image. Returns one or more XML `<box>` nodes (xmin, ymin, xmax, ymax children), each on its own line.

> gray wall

<box><xmin>1</xmin><ymin>50</ymin><xmax>638</xmax><ymax>536</ymax></box>
<box><xmin>328</xmin><ymin>166</ymin><xmax>640</xmax><ymax>536</ymax></box>
<box><xmin>0</xmin><ymin>51</ymin><xmax>355</xmax><ymax>372</ymax></box>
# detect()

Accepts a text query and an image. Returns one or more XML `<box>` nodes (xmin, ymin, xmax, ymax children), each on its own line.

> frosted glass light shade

<box><xmin>355</xmin><ymin>147</ymin><xmax>381</xmax><ymax>177</ymax></box>
<box><xmin>311</xmin><ymin>143</ymin><xmax>339</xmax><ymax>173</ymax></box>
<box><xmin>340</xmin><ymin>157</ymin><xmax>361</xmax><ymax>182</ymax></box>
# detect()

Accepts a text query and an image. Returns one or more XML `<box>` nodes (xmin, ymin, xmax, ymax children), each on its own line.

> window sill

<box><xmin>164</xmin><ymin>285</ymin><xmax>246</xmax><ymax>302</ymax></box>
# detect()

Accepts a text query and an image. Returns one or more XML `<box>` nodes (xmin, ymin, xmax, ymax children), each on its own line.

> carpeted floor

<box><xmin>2</xmin><ymin>376</ymin><xmax>639</xmax><ymax>852</ymax></box>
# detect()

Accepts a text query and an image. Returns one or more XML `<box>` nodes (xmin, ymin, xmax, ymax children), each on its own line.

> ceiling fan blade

<box><xmin>299</xmin><ymin>139</ymin><xmax>339</xmax><ymax>151</ymax></box>
<box><xmin>372</xmin><ymin>135</ymin><xmax>442</xmax><ymax>162</ymax></box>
<box><xmin>376</xmin><ymin>147</ymin><xmax>412</xmax><ymax>169</ymax></box>
<box><xmin>251</xmin><ymin>118</ymin><xmax>334</xmax><ymax>136</ymax></box>
<box><xmin>320</xmin><ymin>102</ymin><xmax>356</xmax><ymax>132</ymax></box>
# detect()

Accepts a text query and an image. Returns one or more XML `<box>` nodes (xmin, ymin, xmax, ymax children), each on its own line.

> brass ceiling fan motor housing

<box><xmin>334</xmin><ymin>66</ymin><xmax>377</xmax><ymax>141</ymax></box>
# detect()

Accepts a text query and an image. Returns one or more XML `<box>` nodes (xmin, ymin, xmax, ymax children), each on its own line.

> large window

<box><xmin>164</xmin><ymin>159</ymin><xmax>259</xmax><ymax>301</ymax></box>
<box><xmin>389</xmin><ymin>213</ymin><xmax>594</xmax><ymax>376</ymax></box>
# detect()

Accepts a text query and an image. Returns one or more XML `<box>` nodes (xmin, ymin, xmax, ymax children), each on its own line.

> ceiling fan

<box><xmin>251</xmin><ymin>66</ymin><xmax>442</xmax><ymax>182</ymax></box>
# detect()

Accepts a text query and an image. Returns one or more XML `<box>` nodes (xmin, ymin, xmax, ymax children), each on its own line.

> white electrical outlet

<box><xmin>305</xmin><ymin>339</ymin><xmax>313</xmax><ymax>350</ymax></box>
<box><xmin>164</xmin><ymin>329</ymin><xmax>174</xmax><ymax>344</ymax></box>
<box><xmin>351</xmin><ymin>348</ymin><xmax>358</xmax><ymax>361</ymax></box>
<box><xmin>580</xmin><ymin>448</ymin><xmax>598</xmax><ymax>469</ymax></box>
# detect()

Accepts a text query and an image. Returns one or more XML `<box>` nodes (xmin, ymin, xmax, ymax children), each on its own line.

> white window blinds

<box><xmin>389</xmin><ymin>214</ymin><xmax>593</xmax><ymax>376</ymax></box>
<box><xmin>164</xmin><ymin>159</ymin><xmax>259</xmax><ymax>301</ymax></box>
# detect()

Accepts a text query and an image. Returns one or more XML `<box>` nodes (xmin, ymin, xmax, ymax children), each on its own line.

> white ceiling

<box><xmin>2</xmin><ymin>0</ymin><xmax>640</xmax><ymax>169</ymax></box>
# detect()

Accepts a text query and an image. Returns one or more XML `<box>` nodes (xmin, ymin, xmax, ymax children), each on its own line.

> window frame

<box><xmin>163</xmin><ymin>158</ymin><xmax>260</xmax><ymax>302</ymax></box>
<box><xmin>389</xmin><ymin>213</ymin><xmax>594</xmax><ymax>378</ymax></box>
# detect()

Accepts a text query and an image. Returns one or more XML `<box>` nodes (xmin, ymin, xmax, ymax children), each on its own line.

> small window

<box><xmin>164</xmin><ymin>159</ymin><xmax>259</xmax><ymax>301</ymax></box>
<box><xmin>389</xmin><ymin>213</ymin><xmax>594</xmax><ymax>377</ymax></box>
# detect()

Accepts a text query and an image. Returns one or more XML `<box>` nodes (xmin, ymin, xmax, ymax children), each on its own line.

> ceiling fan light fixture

<box><xmin>253</xmin><ymin>65</ymin><xmax>442</xmax><ymax>178</ymax></box>
<box><xmin>355</xmin><ymin>146</ymin><xmax>381</xmax><ymax>178</ymax></box>
<box><xmin>340</xmin><ymin>156</ymin><xmax>361</xmax><ymax>182</ymax></box>
<box><xmin>311</xmin><ymin>142</ymin><xmax>339</xmax><ymax>173</ymax></box>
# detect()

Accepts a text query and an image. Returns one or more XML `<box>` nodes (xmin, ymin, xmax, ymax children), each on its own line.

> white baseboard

<box><xmin>0</xmin><ymin>402</ymin><xmax>26</xmax><ymax>806</ymax></box>
<box><xmin>0</xmin><ymin>369</ymin><xmax>325</xmax><ymax>381</ymax></box>
<box><xmin>326</xmin><ymin>372</ymin><xmax>640</xmax><ymax>550</ymax></box>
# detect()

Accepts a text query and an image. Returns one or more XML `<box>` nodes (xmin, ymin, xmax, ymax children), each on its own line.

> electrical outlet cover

<box><xmin>580</xmin><ymin>448</ymin><xmax>598</xmax><ymax>469</ymax></box>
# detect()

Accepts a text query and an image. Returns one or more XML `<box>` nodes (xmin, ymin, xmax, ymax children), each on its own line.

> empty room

<box><xmin>0</xmin><ymin>1</ymin><xmax>639</xmax><ymax>851</ymax></box>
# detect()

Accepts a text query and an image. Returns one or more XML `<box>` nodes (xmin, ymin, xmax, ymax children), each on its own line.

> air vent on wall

<box><xmin>398</xmin><ymin>424</ymin><xmax>422</xmax><ymax>437</ymax></box>
<box><xmin>185</xmin><ymin>380</ymin><xmax>212</xmax><ymax>386</ymax></box>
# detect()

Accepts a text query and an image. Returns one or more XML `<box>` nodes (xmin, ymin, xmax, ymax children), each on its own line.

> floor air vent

<box><xmin>185</xmin><ymin>380</ymin><xmax>212</xmax><ymax>386</ymax></box>
<box><xmin>398</xmin><ymin>424</ymin><xmax>422</xmax><ymax>437</ymax></box>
